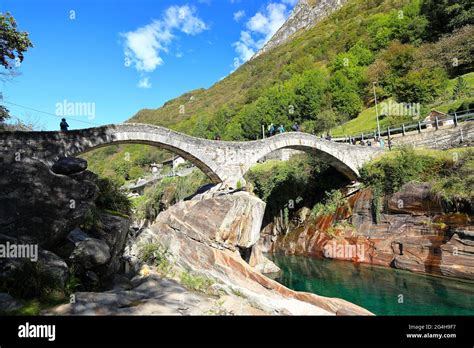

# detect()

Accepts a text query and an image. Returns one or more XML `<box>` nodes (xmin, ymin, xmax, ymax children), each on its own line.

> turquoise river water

<box><xmin>268</xmin><ymin>253</ymin><xmax>474</xmax><ymax>315</ymax></box>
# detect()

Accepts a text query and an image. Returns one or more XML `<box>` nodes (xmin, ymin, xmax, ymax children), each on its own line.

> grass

<box><xmin>0</xmin><ymin>291</ymin><xmax>70</xmax><ymax>316</ymax></box>
<box><xmin>138</xmin><ymin>243</ymin><xmax>174</xmax><ymax>277</ymax></box>
<box><xmin>331</xmin><ymin>103</ymin><xmax>385</xmax><ymax>137</ymax></box>
<box><xmin>179</xmin><ymin>271</ymin><xmax>215</xmax><ymax>294</ymax></box>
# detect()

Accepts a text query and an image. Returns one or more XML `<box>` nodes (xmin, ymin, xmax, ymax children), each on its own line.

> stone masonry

<box><xmin>0</xmin><ymin>124</ymin><xmax>380</xmax><ymax>185</ymax></box>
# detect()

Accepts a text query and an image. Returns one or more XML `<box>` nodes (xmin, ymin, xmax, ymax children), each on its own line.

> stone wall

<box><xmin>391</xmin><ymin>122</ymin><xmax>473</xmax><ymax>149</ymax></box>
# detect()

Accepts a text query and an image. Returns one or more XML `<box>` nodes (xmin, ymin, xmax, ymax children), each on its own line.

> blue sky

<box><xmin>1</xmin><ymin>0</ymin><xmax>297</xmax><ymax>130</ymax></box>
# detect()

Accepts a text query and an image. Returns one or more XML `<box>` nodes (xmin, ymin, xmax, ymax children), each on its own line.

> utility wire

<box><xmin>1</xmin><ymin>99</ymin><xmax>102</xmax><ymax>126</ymax></box>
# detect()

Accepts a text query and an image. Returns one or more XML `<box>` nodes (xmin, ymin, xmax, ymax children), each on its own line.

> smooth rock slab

<box><xmin>157</xmin><ymin>191</ymin><xmax>265</xmax><ymax>250</ymax></box>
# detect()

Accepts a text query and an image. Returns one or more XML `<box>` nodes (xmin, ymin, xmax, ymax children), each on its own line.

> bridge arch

<box><xmin>61</xmin><ymin>124</ymin><xmax>226</xmax><ymax>183</ymax></box>
<box><xmin>0</xmin><ymin>124</ymin><xmax>381</xmax><ymax>185</ymax></box>
<box><xmin>216</xmin><ymin>133</ymin><xmax>378</xmax><ymax>183</ymax></box>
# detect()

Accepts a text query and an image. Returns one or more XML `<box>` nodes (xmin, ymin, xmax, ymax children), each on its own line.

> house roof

<box><xmin>424</xmin><ymin>110</ymin><xmax>450</xmax><ymax>121</ymax></box>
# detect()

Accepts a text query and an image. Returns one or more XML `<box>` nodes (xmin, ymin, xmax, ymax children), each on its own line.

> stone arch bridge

<box><xmin>0</xmin><ymin>124</ymin><xmax>381</xmax><ymax>185</ymax></box>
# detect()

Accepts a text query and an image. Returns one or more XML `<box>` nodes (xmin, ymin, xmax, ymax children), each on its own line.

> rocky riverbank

<box><xmin>260</xmin><ymin>183</ymin><xmax>474</xmax><ymax>281</ymax></box>
<box><xmin>0</xmin><ymin>158</ymin><xmax>371</xmax><ymax>315</ymax></box>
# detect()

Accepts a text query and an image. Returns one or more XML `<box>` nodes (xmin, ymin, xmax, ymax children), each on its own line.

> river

<box><xmin>269</xmin><ymin>253</ymin><xmax>474</xmax><ymax>315</ymax></box>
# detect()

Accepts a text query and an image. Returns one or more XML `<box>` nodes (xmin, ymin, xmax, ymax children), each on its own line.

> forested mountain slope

<box><xmin>84</xmin><ymin>0</ymin><xmax>473</xmax><ymax>183</ymax></box>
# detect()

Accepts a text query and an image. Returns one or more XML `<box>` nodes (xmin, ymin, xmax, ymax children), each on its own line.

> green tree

<box><xmin>421</xmin><ymin>0</ymin><xmax>474</xmax><ymax>41</ymax></box>
<box><xmin>0</xmin><ymin>12</ymin><xmax>33</xmax><ymax>71</ymax></box>
<box><xmin>394</xmin><ymin>67</ymin><xmax>448</xmax><ymax>104</ymax></box>
<box><xmin>292</xmin><ymin>69</ymin><xmax>328</xmax><ymax>123</ymax></box>
<box><xmin>453</xmin><ymin>76</ymin><xmax>469</xmax><ymax>99</ymax></box>
<box><xmin>0</xmin><ymin>105</ymin><xmax>9</xmax><ymax>124</ymax></box>
<box><xmin>328</xmin><ymin>71</ymin><xmax>363</xmax><ymax>119</ymax></box>
<box><xmin>207</xmin><ymin>107</ymin><xmax>233</xmax><ymax>139</ymax></box>
<box><xmin>113</xmin><ymin>160</ymin><xmax>132</xmax><ymax>181</ymax></box>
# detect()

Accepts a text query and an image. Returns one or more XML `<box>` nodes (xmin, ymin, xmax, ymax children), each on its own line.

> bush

<box><xmin>138</xmin><ymin>243</ymin><xmax>173</xmax><ymax>276</ymax></box>
<box><xmin>95</xmin><ymin>178</ymin><xmax>132</xmax><ymax>217</ymax></box>
<box><xmin>179</xmin><ymin>271</ymin><xmax>214</xmax><ymax>293</ymax></box>
<box><xmin>134</xmin><ymin>170</ymin><xmax>210</xmax><ymax>221</ymax></box>
<box><xmin>0</xmin><ymin>261</ymin><xmax>62</xmax><ymax>300</ymax></box>
<box><xmin>361</xmin><ymin>147</ymin><xmax>473</xmax><ymax>212</ymax></box>
<box><xmin>311</xmin><ymin>189</ymin><xmax>348</xmax><ymax>218</ymax></box>
<box><xmin>246</xmin><ymin>154</ymin><xmax>350</xmax><ymax>223</ymax></box>
<box><xmin>360</xmin><ymin>146</ymin><xmax>442</xmax><ymax>195</ymax></box>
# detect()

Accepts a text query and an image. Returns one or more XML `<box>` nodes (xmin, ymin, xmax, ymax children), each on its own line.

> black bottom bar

<box><xmin>0</xmin><ymin>316</ymin><xmax>472</xmax><ymax>346</ymax></box>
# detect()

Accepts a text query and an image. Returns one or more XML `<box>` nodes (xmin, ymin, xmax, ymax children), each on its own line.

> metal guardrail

<box><xmin>333</xmin><ymin>109</ymin><xmax>474</xmax><ymax>143</ymax></box>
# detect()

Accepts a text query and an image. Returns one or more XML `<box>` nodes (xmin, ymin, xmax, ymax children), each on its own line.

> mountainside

<box><xmin>127</xmin><ymin>0</ymin><xmax>357</xmax><ymax>133</ymax></box>
<box><xmin>254</xmin><ymin>0</ymin><xmax>348</xmax><ymax>58</ymax></box>
<box><xmin>128</xmin><ymin>0</ymin><xmax>473</xmax><ymax>140</ymax></box>
<box><xmin>86</xmin><ymin>0</ymin><xmax>473</xmax><ymax>184</ymax></box>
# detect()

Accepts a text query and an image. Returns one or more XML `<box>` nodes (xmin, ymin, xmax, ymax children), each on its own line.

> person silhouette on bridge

<box><xmin>278</xmin><ymin>124</ymin><xmax>285</xmax><ymax>133</ymax></box>
<box><xmin>60</xmin><ymin>118</ymin><xmax>69</xmax><ymax>132</ymax></box>
<box><xmin>268</xmin><ymin>123</ymin><xmax>275</xmax><ymax>137</ymax></box>
<box><xmin>292</xmin><ymin>122</ymin><xmax>300</xmax><ymax>132</ymax></box>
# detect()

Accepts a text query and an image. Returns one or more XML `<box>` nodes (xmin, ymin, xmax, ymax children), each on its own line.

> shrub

<box><xmin>360</xmin><ymin>146</ymin><xmax>442</xmax><ymax>195</ymax></box>
<box><xmin>95</xmin><ymin>178</ymin><xmax>132</xmax><ymax>217</ymax></box>
<box><xmin>311</xmin><ymin>189</ymin><xmax>348</xmax><ymax>218</ymax></box>
<box><xmin>138</xmin><ymin>243</ymin><xmax>173</xmax><ymax>276</ymax></box>
<box><xmin>0</xmin><ymin>261</ymin><xmax>62</xmax><ymax>300</ymax></box>
<box><xmin>179</xmin><ymin>271</ymin><xmax>214</xmax><ymax>293</ymax></box>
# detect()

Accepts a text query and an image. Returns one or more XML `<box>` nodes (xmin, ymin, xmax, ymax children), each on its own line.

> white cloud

<box><xmin>121</xmin><ymin>5</ymin><xmax>207</xmax><ymax>88</ymax></box>
<box><xmin>232</xmin><ymin>2</ymin><xmax>293</xmax><ymax>69</ymax></box>
<box><xmin>137</xmin><ymin>77</ymin><xmax>152</xmax><ymax>89</ymax></box>
<box><xmin>233</xmin><ymin>10</ymin><xmax>245</xmax><ymax>22</ymax></box>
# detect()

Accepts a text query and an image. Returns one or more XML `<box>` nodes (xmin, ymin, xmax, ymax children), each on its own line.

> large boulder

<box><xmin>388</xmin><ymin>182</ymin><xmax>444</xmax><ymax>215</ymax></box>
<box><xmin>0</xmin><ymin>159</ymin><xmax>98</xmax><ymax>248</ymax></box>
<box><xmin>157</xmin><ymin>190</ymin><xmax>265</xmax><ymax>250</ymax></box>
<box><xmin>70</xmin><ymin>238</ymin><xmax>111</xmax><ymax>269</ymax></box>
<box><xmin>0</xmin><ymin>234</ymin><xmax>69</xmax><ymax>289</ymax></box>
<box><xmin>52</xmin><ymin>157</ymin><xmax>88</xmax><ymax>175</ymax></box>
<box><xmin>248</xmin><ymin>244</ymin><xmax>280</xmax><ymax>274</ymax></box>
<box><xmin>91</xmin><ymin>214</ymin><xmax>130</xmax><ymax>276</ymax></box>
<box><xmin>58</xmin><ymin>214</ymin><xmax>129</xmax><ymax>280</ymax></box>
<box><xmin>439</xmin><ymin>229</ymin><xmax>474</xmax><ymax>280</ymax></box>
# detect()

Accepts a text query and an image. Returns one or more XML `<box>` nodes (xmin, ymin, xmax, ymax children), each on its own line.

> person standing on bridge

<box><xmin>292</xmin><ymin>122</ymin><xmax>300</xmax><ymax>132</ymax></box>
<box><xmin>268</xmin><ymin>123</ymin><xmax>275</xmax><ymax>137</ymax></box>
<box><xmin>278</xmin><ymin>124</ymin><xmax>285</xmax><ymax>134</ymax></box>
<box><xmin>60</xmin><ymin>118</ymin><xmax>69</xmax><ymax>132</ymax></box>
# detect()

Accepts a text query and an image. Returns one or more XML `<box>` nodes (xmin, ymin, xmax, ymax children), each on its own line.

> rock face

<box><xmin>255</xmin><ymin>0</ymin><xmax>348</xmax><ymax>58</ymax></box>
<box><xmin>0</xmin><ymin>233</ymin><xmax>69</xmax><ymax>289</ymax></box>
<box><xmin>58</xmin><ymin>215</ymin><xmax>130</xmax><ymax>282</ymax></box>
<box><xmin>124</xmin><ymin>189</ymin><xmax>372</xmax><ymax>315</ymax></box>
<box><xmin>92</xmin><ymin>214</ymin><xmax>130</xmax><ymax>276</ymax></box>
<box><xmin>387</xmin><ymin>182</ymin><xmax>444</xmax><ymax>215</ymax></box>
<box><xmin>0</xmin><ymin>158</ymin><xmax>131</xmax><ymax>301</ymax></box>
<box><xmin>70</xmin><ymin>237</ymin><xmax>111</xmax><ymax>269</ymax></box>
<box><xmin>264</xmin><ymin>182</ymin><xmax>474</xmax><ymax>281</ymax></box>
<box><xmin>157</xmin><ymin>189</ymin><xmax>266</xmax><ymax>250</ymax></box>
<box><xmin>0</xmin><ymin>158</ymin><xmax>98</xmax><ymax>248</ymax></box>
<box><xmin>0</xmin><ymin>293</ymin><xmax>22</xmax><ymax>312</ymax></box>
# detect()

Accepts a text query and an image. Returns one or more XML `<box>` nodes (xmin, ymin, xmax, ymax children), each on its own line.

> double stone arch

<box><xmin>1</xmin><ymin>123</ymin><xmax>381</xmax><ymax>184</ymax></box>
